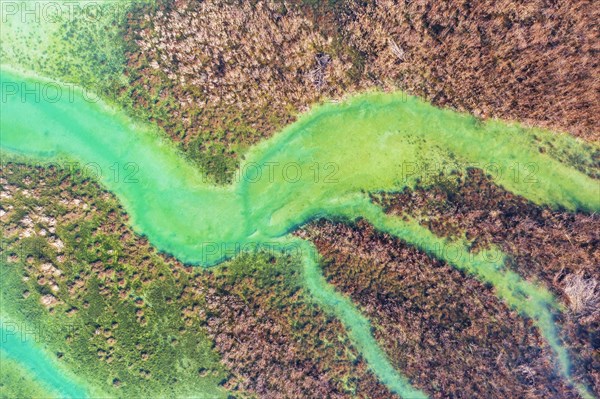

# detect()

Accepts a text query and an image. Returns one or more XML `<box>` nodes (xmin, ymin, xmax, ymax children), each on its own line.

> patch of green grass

<box><xmin>0</xmin><ymin>166</ymin><xmax>230</xmax><ymax>399</ymax></box>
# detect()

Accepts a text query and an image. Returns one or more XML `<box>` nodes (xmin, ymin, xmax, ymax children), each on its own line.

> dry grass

<box><xmin>127</xmin><ymin>0</ymin><xmax>600</xmax><ymax>146</ymax></box>
<box><xmin>343</xmin><ymin>0</ymin><xmax>600</xmax><ymax>141</ymax></box>
<box><xmin>564</xmin><ymin>274</ymin><xmax>600</xmax><ymax>317</ymax></box>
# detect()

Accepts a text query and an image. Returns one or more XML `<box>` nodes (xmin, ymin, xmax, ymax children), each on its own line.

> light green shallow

<box><xmin>0</xmin><ymin>320</ymin><xmax>89</xmax><ymax>398</ymax></box>
<box><xmin>1</xmin><ymin>67</ymin><xmax>598</xmax><ymax>398</ymax></box>
<box><xmin>0</xmin><ymin>355</ymin><xmax>60</xmax><ymax>399</ymax></box>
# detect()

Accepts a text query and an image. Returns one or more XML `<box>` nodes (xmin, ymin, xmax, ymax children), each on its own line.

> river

<box><xmin>1</xmin><ymin>66</ymin><xmax>598</xmax><ymax>398</ymax></box>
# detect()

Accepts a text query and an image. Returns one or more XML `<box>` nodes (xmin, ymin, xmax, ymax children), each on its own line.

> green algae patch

<box><xmin>0</xmin><ymin>0</ymin><xmax>152</xmax><ymax>98</ymax></box>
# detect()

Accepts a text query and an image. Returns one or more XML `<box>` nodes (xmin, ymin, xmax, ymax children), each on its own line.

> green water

<box><xmin>0</xmin><ymin>320</ymin><xmax>88</xmax><ymax>398</ymax></box>
<box><xmin>0</xmin><ymin>356</ymin><xmax>60</xmax><ymax>398</ymax></box>
<box><xmin>1</xmin><ymin>67</ymin><xmax>598</xmax><ymax>398</ymax></box>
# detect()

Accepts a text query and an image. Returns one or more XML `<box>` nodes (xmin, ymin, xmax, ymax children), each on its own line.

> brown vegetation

<box><xmin>298</xmin><ymin>219</ymin><xmax>581</xmax><ymax>398</ymax></box>
<box><xmin>124</xmin><ymin>1</ymin><xmax>360</xmax><ymax>147</ymax></box>
<box><xmin>564</xmin><ymin>274</ymin><xmax>599</xmax><ymax>317</ymax></box>
<box><xmin>372</xmin><ymin>168</ymin><xmax>600</xmax><ymax>396</ymax></box>
<box><xmin>123</xmin><ymin>0</ymin><xmax>599</xmax><ymax>174</ymax></box>
<box><xmin>201</xmin><ymin>261</ymin><xmax>397</xmax><ymax>398</ymax></box>
<box><xmin>372</xmin><ymin>169</ymin><xmax>600</xmax><ymax>300</ymax></box>
<box><xmin>343</xmin><ymin>0</ymin><xmax>600</xmax><ymax>141</ymax></box>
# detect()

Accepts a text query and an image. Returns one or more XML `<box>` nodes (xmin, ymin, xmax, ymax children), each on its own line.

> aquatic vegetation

<box><xmin>0</xmin><ymin>164</ymin><xmax>399</xmax><ymax>398</ymax></box>
<box><xmin>2</xmin><ymin>0</ymin><xmax>599</xmax><ymax>397</ymax></box>
<box><xmin>2</xmin><ymin>68</ymin><xmax>597</xmax><ymax>263</ymax></box>
<box><xmin>0</xmin><ymin>356</ymin><xmax>59</xmax><ymax>399</ymax></box>
<box><xmin>1</xmin><ymin>64</ymin><xmax>598</xmax><ymax>397</ymax></box>
<box><xmin>0</xmin><ymin>165</ymin><xmax>231</xmax><ymax>399</ymax></box>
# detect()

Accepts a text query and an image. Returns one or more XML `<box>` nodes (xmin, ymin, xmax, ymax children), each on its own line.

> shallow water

<box><xmin>1</xmin><ymin>67</ymin><xmax>598</xmax><ymax>398</ymax></box>
<box><xmin>0</xmin><ymin>321</ymin><xmax>88</xmax><ymax>398</ymax></box>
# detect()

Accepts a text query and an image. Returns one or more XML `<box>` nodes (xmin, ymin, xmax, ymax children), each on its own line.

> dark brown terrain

<box><xmin>371</xmin><ymin>169</ymin><xmax>600</xmax><ymax>395</ymax></box>
<box><xmin>299</xmin><ymin>218</ymin><xmax>582</xmax><ymax>398</ymax></box>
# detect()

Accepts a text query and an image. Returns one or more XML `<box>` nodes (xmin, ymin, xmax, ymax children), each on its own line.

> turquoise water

<box><xmin>0</xmin><ymin>321</ymin><xmax>88</xmax><ymax>398</ymax></box>
<box><xmin>1</xmin><ymin>66</ymin><xmax>598</xmax><ymax>398</ymax></box>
